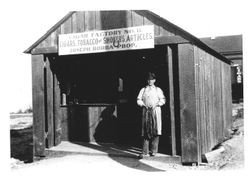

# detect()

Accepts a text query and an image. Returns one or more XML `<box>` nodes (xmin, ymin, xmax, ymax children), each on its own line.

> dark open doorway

<box><xmin>49</xmin><ymin>45</ymin><xmax>172</xmax><ymax>155</ymax></box>
<box><xmin>111</xmin><ymin>45</ymin><xmax>172</xmax><ymax>155</ymax></box>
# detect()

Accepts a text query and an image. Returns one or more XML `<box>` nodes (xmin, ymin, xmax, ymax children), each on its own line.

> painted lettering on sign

<box><xmin>58</xmin><ymin>25</ymin><xmax>154</xmax><ymax>55</ymax></box>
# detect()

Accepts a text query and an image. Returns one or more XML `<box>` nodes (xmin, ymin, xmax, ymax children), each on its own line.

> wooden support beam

<box><xmin>45</xmin><ymin>57</ymin><xmax>54</xmax><ymax>148</ymax></box>
<box><xmin>32</xmin><ymin>54</ymin><xmax>45</xmax><ymax>156</ymax></box>
<box><xmin>30</xmin><ymin>36</ymin><xmax>187</xmax><ymax>55</ymax></box>
<box><xmin>53</xmin><ymin>72</ymin><xmax>62</xmax><ymax>146</ymax></box>
<box><xmin>178</xmin><ymin>43</ymin><xmax>199</xmax><ymax>163</ymax></box>
<box><xmin>167</xmin><ymin>45</ymin><xmax>176</xmax><ymax>156</ymax></box>
<box><xmin>31</xmin><ymin>46</ymin><xmax>57</xmax><ymax>55</ymax></box>
<box><xmin>155</xmin><ymin>36</ymin><xmax>188</xmax><ymax>45</ymax></box>
<box><xmin>194</xmin><ymin>46</ymin><xmax>202</xmax><ymax>163</ymax></box>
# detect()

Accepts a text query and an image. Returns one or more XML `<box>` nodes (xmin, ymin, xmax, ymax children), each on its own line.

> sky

<box><xmin>0</xmin><ymin>0</ymin><xmax>248</xmax><ymax>113</ymax></box>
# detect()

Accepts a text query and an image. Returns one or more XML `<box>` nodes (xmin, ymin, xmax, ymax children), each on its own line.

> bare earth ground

<box><xmin>10</xmin><ymin>114</ymin><xmax>33</xmax><ymax>163</ymax></box>
<box><xmin>10</xmin><ymin>103</ymin><xmax>244</xmax><ymax>172</ymax></box>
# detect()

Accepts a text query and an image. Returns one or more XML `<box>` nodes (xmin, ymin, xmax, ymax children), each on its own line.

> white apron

<box><xmin>137</xmin><ymin>86</ymin><xmax>166</xmax><ymax>136</ymax></box>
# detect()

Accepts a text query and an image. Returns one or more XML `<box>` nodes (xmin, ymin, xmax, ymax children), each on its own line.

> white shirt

<box><xmin>137</xmin><ymin>85</ymin><xmax>165</xmax><ymax>108</ymax></box>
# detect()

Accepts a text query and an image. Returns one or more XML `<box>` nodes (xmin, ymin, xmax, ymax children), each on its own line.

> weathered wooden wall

<box><xmin>177</xmin><ymin>44</ymin><xmax>232</xmax><ymax>163</ymax></box>
<box><xmin>193</xmin><ymin>46</ymin><xmax>232</xmax><ymax>156</ymax></box>
<box><xmin>44</xmin><ymin>57</ymin><xmax>66</xmax><ymax>148</ymax></box>
<box><xmin>88</xmin><ymin>105</ymin><xmax>117</xmax><ymax>143</ymax></box>
<box><xmin>29</xmin><ymin>10</ymin><xmax>232</xmax><ymax>163</ymax></box>
<box><xmin>178</xmin><ymin>44</ymin><xmax>200</xmax><ymax>163</ymax></box>
<box><xmin>30</xmin><ymin>11</ymin><xmax>180</xmax><ymax>54</ymax></box>
<box><xmin>167</xmin><ymin>45</ymin><xmax>176</xmax><ymax>156</ymax></box>
<box><xmin>64</xmin><ymin>105</ymin><xmax>118</xmax><ymax>143</ymax></box>
<box><xmin>32</xmin><ymin>55</ymin><xmax>46</xmax><ymax>156</ymax></box>
<box><xmin>32</xmin><ymin>55</ymin><xmax>69</xmax><ymax>156</ymax></box>
<box><xmin>32</xmin><ymin>44</ymin><xmax>232</xmax><ymax>162</ymax></box>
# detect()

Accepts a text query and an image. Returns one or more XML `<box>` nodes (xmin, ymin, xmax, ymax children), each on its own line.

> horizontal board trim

<box><xmin>31</xmin><ymin>36</ymin><xmax>188</xmax><ymax>55</ymax></box>
<box><xmin>32</xmin><ymin>46</ymin><xmax>57</xmax><ymax>54</ymax></box>
<box><xmin>155</xmin><ymin>36</ymin><xmax>188</xmax><ymax>45</ymax></box>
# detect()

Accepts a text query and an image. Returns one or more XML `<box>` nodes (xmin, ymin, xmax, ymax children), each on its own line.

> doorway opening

<box><xmin>49</xmin><ymin>45</ymin><xmax>173</xmax><ymax>156</ymax></box>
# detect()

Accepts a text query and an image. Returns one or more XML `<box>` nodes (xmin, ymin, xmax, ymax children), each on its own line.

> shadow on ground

<box><xmin>46</xmin><ymin>142</ymin><xmax>166</xmax><ymax>172</ymax></box>
<box><xmin>10</xmin><ymin>127</ymin><xmax>33</xmax><ymax>163</ymax></box>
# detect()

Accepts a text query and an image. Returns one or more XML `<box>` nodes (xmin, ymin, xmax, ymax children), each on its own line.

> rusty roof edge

<box><xmin>136</xmin><ymin>10</ymin><xmax>231</xmax><ymax>64</ymax></box>
<box><xmin>23</xmin><ymin>11</ymin><xmax>76</xmax><ymax>54</ymax></box>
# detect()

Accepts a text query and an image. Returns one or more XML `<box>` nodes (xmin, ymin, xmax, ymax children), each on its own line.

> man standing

<box><xmin>137</xmin><ymin>72</ymin><xmax>166</xmax><ymax>158</ymax></box>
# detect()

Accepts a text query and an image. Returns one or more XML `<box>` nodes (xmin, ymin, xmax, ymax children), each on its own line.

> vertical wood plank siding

<box><xmin>75</xmin><ymin>11</ymin><xmax>85</xmax><ymax>32</ymax></box>
<box><xmin>95</xmin><ymin>11</ymin><xmax>102</xmax><ymax>30</ymax></box>
<box><xmin>125</xmin><ymin>11</ymin><xmax>133</xmax><ymax>27</ymax></box>
<box><xmin>71</xmin><ymin>13</ymin><xmax>77</xmax><ymax>33</ymax></box>
<box><xmin>178</xmin><ymin>44</ymin><xmax>199</xmax><ymax>163</ymax></box>
<box><xmin>131</xmin><ymin>11</ymin><xmax>144</xmax><ymax>26</ymax></box>
<box><xmin>32</xmin><ymin>55</ymin><xmax>46</xmax><ymax>156</ymax></box>
<box><xmin>50</xmin><ymin>31</ymin><xmax>57</xmax><ymax>46</ymax></box>
<box><xmin>32</xmin><ymin>11</ymin><xmax>179</xmax><ymax>52</ymax></box>
<box><xmin>61</xmin><ymin>17</ymin><xmax>72</xmax><ymax>34</ymax></box>
<box><xmin>194</xmin><ymin>46</ymin><xmax>202</xmax><ymax>162</ymax></box>
<box><xmin>193</xmin><ymin>46</ymin><xmax>232</xmax><ymax>157</ymax></box>
<box><xmin>221</xmin><ymin>63</ymin><xmax>232</xmax><ymax>138</ymax></box>
<box><xmin>227</xmin><ymin>66</ymin><xmax>233</xmax><ymax>136</ymax></box>
<box><xmin>29</xmin><ymin>11</ymin><xmax>232</xmax><ymax>163</ymax></box>
<box><xmin>85</xmin><ymin>11</ymin><xmax>96</xmax><ymax>31</ymax></box>
<box><xmin>88</xmin><ymin>107</ymin><xmax>99</xmax><ymax>142</ymax></box>
<box><xmin>45</xmin><ymin>57</ymin><xmax>54</xmax><ymax>148</ymax></box>
<box><xmin>61</xmin><ymin>107</ymin><xmax>69</xmax><ymax>141</ymax></box>
<box><xmin>197</xmin><ymin>48</ymin><xmax>204</xmax><ymax>154</ymax></box>
<box><xmin>53</xmin><ymin>71</ymin><xmax>63</xmax><ymax>146</ymax></box>
<box><xmin>167</xmin><ymin>46</ymin><xmax>176</xmax><ymax>156</ymax></box>
<box><xmin>89</xmin><ymin>106</ymin><xmax>117</xmax><ymax>142</ymax></box>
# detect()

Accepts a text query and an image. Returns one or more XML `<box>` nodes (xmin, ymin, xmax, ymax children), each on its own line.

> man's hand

<box><xmin>151</xmin><ymin>104</ymin><xmax>160</xmax><ymax>110</ymax></box>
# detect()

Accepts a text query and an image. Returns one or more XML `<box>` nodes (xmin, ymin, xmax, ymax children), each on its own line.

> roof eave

<box><xmin>24</xmin><ymin>10</ymin><xmax>232</xmax><ymax>64</ymax></box>
<box><xmin>137</xmin><ymin>10</ymin><xmax>231</xmax><ymax>64</ymax></box>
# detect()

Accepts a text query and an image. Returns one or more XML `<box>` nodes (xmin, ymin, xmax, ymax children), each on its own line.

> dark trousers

<box><xmin>142</xmin><ymin>136</ymin><xmax>159</xmax><ymax>155</ymax></box>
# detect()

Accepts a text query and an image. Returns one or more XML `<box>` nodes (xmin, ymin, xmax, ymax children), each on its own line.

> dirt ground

<box><xmin>10</xmin><ymin>103</ymin><xmax>244</xmax><ymax>171</ymax></box>
<box><xmin>10</xmin><ymin>114</ymin><xmax>33</xmax><ymax>163</ymax></box>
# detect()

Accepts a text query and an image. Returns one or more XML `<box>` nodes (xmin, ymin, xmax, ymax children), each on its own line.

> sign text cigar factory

<box><xmin>58</xmin><ymin>25</ymin><xmax>154</xmax><ymax>55</ymax></box>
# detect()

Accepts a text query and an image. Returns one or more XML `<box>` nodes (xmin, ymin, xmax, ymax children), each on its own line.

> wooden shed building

<box><xmin>24</xmin><ymin>10</ymin><xmax>232</xmax><ymax>164</ymax></box>
<box><xmin>200</xmin><ymin>35</ymin><xmax>243</xmax><ymax>102</ymax></box>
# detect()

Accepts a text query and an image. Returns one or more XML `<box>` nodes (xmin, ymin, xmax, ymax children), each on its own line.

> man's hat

<box><xmin>147</xmin><ymin>72</ymin><xmax>156</xmax><ymax>80</ymax></box>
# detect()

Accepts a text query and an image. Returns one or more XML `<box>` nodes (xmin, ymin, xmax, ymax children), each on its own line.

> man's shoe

<box><xmin>138</xmin><ymin>154</ymin><xmax>149</xmax><ymax>159</ymax></box>
<box><xmin>138</xmin><ymin>154</ymin><xmax>143</xmax><ymax>159</ymax></box>
<box><xmin>150</xmin><ymin>153</ymin><xmax>156</xmax><ymax>157</ymax></box>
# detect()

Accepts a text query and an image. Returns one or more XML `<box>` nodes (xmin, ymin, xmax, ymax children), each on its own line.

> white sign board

<box><xmin>58</xmin><ymin>25</ymin><xmax>154</xmax><ymax>55</ymax></box>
